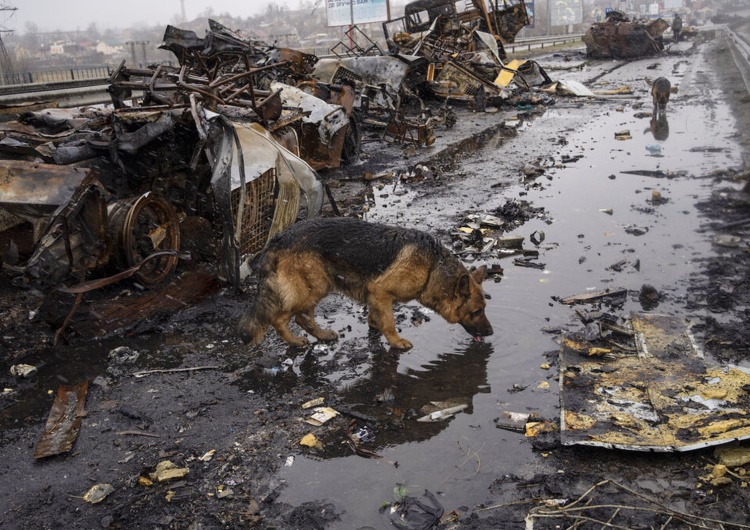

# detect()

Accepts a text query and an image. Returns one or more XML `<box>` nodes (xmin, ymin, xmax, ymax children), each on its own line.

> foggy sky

<box><xmin>0</xmin><ymin>0</ymin><xmax>277</xmax><ymax>34</ymax></box>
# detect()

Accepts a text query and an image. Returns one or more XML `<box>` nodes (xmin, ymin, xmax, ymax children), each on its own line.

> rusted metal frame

<box><xmin>189</xmin><ymin>93</ymin><xmax>207</xmax><ymax>141</ymax></box>
<box><xmin>57</xmin><ymin>250</ymin><xmax>191</xmax><ymax>294</ymax></box>
<box><xmin>266</xmin><ymin>109</ymin><xmax>306</xmax><ymax>132</ymax></box>
<box><xmin>209</xmin><ymin>62</ymin><xmax>283</xmax><ymax>106</ymax></box>
<box><xmin>54</xmin><ymin>271</ymin><xmax>85</xmax><ymax>347</ymax></box>
<box><xmin>188</xmin><ymin>93</ymin><xmax>208</xmax><ymax>171</ymax></box>
<box><xmin>143</xmin><ymin>65</ymin><xmax>178</xmax><ymax>107</ymax></box>
<box><xmin>472</xmin><ymin>0</ymin><xmax>495</xmax><ymax>35</ymax></box>
<box><xmin>109</xmin><ymin>59</ymin><xmax>126</xmax><ymax>82</ymax></box>
<box><xmin>198</xmin><ymin>51</ymin><xmax>249</xmax><ymax>83</ymax></box>
<box><xmin>176</xmin><ymin>65</ymin><xmax>225</xmax><ymax>107</ymax></box>
<box><xmin>51</xmin><ymin>250</ymin><xmax>190</xmax><ymax>343</ymax></box>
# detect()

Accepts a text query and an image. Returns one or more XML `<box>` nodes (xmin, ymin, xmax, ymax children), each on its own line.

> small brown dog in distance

<box><xmin>237</xmin><ymin>217</ymin><xmax>493</xmax><ymax>350</ymax></box>
<box><xmin>651</xmin><ymin>77</ymin><xmax>671</xmax><ymax>118</ymax></box>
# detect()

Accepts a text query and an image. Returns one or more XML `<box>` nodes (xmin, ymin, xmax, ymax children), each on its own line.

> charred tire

<box><xmin>107</xmin><ymin>193</ymin><xmax>180</xmax><ymax>285</ymax></box>
<box><xmin>341</xmin><ymin>111</ymin><xmax>362</xmax><ymax>165</ymax></box>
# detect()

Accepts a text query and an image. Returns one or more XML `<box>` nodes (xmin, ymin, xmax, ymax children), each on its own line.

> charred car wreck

<box><xmin>0</xmin><ymin>21</ymin><xmax>367</xmax><ymax>308</ymax></box>
<box><xmin>312</xmin><ymin>0</ymin><xmax>546</xmax><ymax>146</ymax></box>
<box><xmin>583</xmin><ymin>10</ymin><xmax>670</xmax><ymax>59</ymax></box>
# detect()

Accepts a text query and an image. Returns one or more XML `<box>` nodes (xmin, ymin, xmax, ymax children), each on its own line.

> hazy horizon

<box><xmin>0</xmin><ymin>0</ymin><xmax>283</xmax><ymax>34</ymax></box>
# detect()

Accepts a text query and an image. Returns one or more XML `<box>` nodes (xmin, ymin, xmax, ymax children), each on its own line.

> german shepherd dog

<box><xmin>651</xmin><ymin>77</ymin><xmax>671</xmax><ymax>118</ymax></box>
<box><xmin>237</xmin><ymin>217</ymin><xmax>493</xmax><ymax>350</ymax></box>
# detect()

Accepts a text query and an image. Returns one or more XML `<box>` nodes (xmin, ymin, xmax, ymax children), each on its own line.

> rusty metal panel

<box><xmin>560</xmin><ymin>312</ymin><xmax>750</xmax><ymax>452</ymax></box>
<box><xmin>0</xmin><ymin>161</ymin><xmax>90</xmax><ymax>216</ymax></box>
<box><xmin>34</xmin><ymin>381</ymin><xmax>88</xmax><ymax>459</ymax></box>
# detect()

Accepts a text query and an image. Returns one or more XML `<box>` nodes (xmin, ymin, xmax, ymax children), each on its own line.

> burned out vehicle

<box><xmin>0</xmin><ymin>21</ymin><xmax>358</xmax><ymax>295</ymax></box>
<box><xmin>309</xmin><ymin>0</ymin><xmax>537</xmax><ymax>145</ymax></box>
<box><xmin>583</xmin><ymin>10</ymin><xmax>670</xmax><ymax>59</ymax></box>
<box><xmin>382</xmin><ymin>0</ymin><xmax>531</xmax><ymax>52</ymax></box>
<box><xmin>0</xmin><ymin>104</ymin><xmax>323</xmax><ymax>292</ymax></box>
<box><xmin>380</xmin><ymin>0</ymin><xmax>536</xmax><ymax>106</ymax></box>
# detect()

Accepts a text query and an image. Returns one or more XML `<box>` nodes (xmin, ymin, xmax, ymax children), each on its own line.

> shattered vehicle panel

<box><xmin>271</xmin><ymin>82</ymin><xmax>354</xmax><ymax>170</ymax></box>
<box><xmin>560</xmin><ymin>313</ymin><xmax>750</xmax><ymax>452</ymax></box>
<box><xmin>583</xmin><ymin>11</ymin><xmax>670</xmax><ymax>59</ymax></box>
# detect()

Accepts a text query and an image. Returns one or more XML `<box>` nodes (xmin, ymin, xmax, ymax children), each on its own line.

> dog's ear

<box><xmin>471</xmin><ymin>265</ymin><xmax>488</xmax><ymax>284</ymax></box>
<box><xmin>456</xmin><ymin>272</ymin><xmax>471</xmax><ymax>297</ymax></box>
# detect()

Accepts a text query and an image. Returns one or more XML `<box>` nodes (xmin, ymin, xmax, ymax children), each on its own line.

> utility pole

<box><xmin>180</xmin><ymin>0</ymin><xmax>186</xmax><ymax>23</ymax></box>
<box><xmin>126</xmin><ymin>40</ymin><xmax>149</xmax><ymax>67</ymax></box>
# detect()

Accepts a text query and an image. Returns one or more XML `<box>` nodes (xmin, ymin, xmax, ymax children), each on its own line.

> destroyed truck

<box><xmin>378</xmin><ymin>0</ymin><xmax>536</xmax><ymax>107</ymax></box>
<box><xmin>583</xmin><ymin>10</ymin><xmax>670</xmax><ymax>59</ymax></box>
<box><xmin>0</xmin><ymin>21</ymin><xmax>365</xmax><ymax>293</ymax></box>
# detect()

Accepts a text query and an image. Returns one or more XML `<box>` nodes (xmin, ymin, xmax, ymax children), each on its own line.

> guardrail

<box><xmin>0</xmin><ymin>65</ymin><xmax>111</xmax><ymax>90</ymax></box>
<box><xmin>724</xmin><ymin>26</ymin><xmax>750</xmax><ymax>94</ymax></box>
<box><xmin>504</xmin><ymin>34</ymin><xmax>584</xmax><ymax>54</ymax></box>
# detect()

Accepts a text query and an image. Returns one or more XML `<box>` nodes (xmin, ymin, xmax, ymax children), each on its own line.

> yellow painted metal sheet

<box><xmin>494</xmin><ymin>59</ymin><xmax>523</xmax><ymax>88</ymax></box>
<box><xmin>560</xmin><ymin>312</ymin><xmax>750</xmax><ymax>452</ymax></box>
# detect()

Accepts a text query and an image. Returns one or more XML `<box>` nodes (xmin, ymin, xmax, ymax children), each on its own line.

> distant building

<box><xmin>96</xmin><ymin>40</ymin><xmax>124</xmax><ymax>56</ymax></box>
<box><xmin>49</xmin><ymin>41</ymin><xmax>66</xmax><ymax>55</ymax></box>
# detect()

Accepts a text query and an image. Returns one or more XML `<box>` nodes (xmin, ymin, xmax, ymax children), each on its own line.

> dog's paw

<box><xmin>389</xmin><ymin>338</ymin><xmax>413</xmax><ymax>351</ymax></box>
<box><xmin>317</xmin><ymin>329</ymin><xmax>339</xmax><ymax>341</ymax></box>
<box><xmin>287</xmin><ymin>336</ymin><xmax>310</xmax><ymax>347</ymax></box>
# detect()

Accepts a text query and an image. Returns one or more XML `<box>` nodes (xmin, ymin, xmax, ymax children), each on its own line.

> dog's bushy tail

<box><xmin>237</xmin><ymin>253</ymin><xmax>283</xmax><ymax>344</ymax></box>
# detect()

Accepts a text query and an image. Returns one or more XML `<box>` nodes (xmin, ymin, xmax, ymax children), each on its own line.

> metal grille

<box><xmin>231</xmin><ymin>168</ymin><xmax>278</xmax><ymax>256</ymax></box>
<box><xmin>331</xmin><ymin>67</ymin><xmax>362</xmax><ymax>86</ymax></box>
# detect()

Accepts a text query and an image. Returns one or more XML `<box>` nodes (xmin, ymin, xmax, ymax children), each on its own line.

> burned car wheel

<box><xmin>107</xmin><ymin>193</ymin><xmax>181</xmax><ymax>285</ymax></box>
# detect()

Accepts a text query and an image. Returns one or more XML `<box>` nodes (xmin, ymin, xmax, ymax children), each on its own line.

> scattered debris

<box><xmin>34</xmin><ymin>381</ymin><xmax>88</xmax><ymax>459</ymax></box>
<box><xmin>559</xmin><ymin>288</ymin><xmax>628</xmax><ymax>305</ymax></box>
<box><xmin>381</xmin><ymin>486</ymin><xmax>444</xmax><ymax>530</ymax></box>
<box><xmin>301</xmin><ymin>397</ymin><xmax>326</xmax><ymax>409</ymax></box>
<box><xmin>82</xmin><ymin>483</ymin><xmax>115</xmax><ymax>504</ymax></box>
<box><xmin>417</xmin><ymin>400</ymin><xmax>468</xmax><ymax>422</ymax></box>
<box><xmin>132</xmin><ymin>366</ymin><xmax>219</xmax><ymax>378</ymax></box>
<box><xmin>495</xmin><ymin>411</ymin><xmax>537</xmax><ymax>432</ymax></box>
<box><xmin>149</xmin><ymin>460</ymin><xmax>190</xmax><ymax>482</ymax></box>
<box><xmin>9</xmin><ymin>363</ymin><xmax>37</xmax><ymax>378</ymax></box>
<box><xmin>560</xmin><ymin>313</ymin><xmax>750</xmax><ymax>451</ymax></box>
<box><xmin>300</xmin><ymin>433</ymin><xmax>321</xmax><ymax>449</ymax></box>
<box><xmin>305</xmin><ymin>406</ymin><xmax>340</xmax><ymax>426</ymax></box>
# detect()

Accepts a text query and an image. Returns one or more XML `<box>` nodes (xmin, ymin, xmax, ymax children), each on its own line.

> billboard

<box><xmin>550</xmin><ymin>0</ymin><xmax>583</xmax><ymax>26</ymax></box>
<box><xmin>526</xmin><ymin>0</ymin><xmax>536</xmax><ymax>28</ymax></box>
<box><xmin>327</xmin><ymin>0</ymin><xmax>390</xmax><ymax>27</ymax></box>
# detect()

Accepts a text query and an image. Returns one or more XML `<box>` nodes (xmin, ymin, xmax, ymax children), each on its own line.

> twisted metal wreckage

<box><xmin>0</xmin><ymin>21</ymin><xmax>358</xmax><ymax>297</ymax></box>
<box><xmin>0</xmin><ymin>2</ymin><xmax>545</xmax><ymax>337</ymax></box>
<box><xmin>582</xmin><ymin>10</ymin><xmax>671</xmax><ymax>59</ymax></box>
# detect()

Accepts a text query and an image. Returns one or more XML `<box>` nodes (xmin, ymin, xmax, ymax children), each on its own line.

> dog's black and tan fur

<box><xmin>651</xmin><ymin>77</ymin><xmax>671</xmax><ymax>117</ymax></box>
<box><xmin>237</xmin><ymin>217</ymin><xmax>493</xmax><ymax>350</ymax></box>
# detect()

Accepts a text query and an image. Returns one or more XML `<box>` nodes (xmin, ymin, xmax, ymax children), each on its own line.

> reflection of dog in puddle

<box><xmin>649</xmin><ymin>113</ymin><xmax>670</xmax><ymax>141</ymax></box>
<box><xmin>237</xmin><ymin>217</ymin><xmax>493</xmax><ymax>350</ymax></box>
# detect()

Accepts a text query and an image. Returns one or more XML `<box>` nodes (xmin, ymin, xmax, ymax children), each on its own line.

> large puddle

<box><xmin>276</xmin><ymin>46</ymin><xmax>745</xmax><ymax>528</ymax></box>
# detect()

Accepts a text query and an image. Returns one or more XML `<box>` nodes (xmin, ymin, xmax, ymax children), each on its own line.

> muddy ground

<box><xmin>3</xmin><ymin>18</ymin><xmax>750</xmax><ymax>530</ymax></box>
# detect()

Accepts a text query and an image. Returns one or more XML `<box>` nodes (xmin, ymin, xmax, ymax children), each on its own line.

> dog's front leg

<box><xmin>272</xmin><ymin>312</ymin><xmax>310</xmax><ymax>347</ymax></box>
<box><xmin>295</xmin><ymin>308</ymin><xmax>338</xmax><ymax>342</ymax></box>
<box><xmin>367</xmin><ymin>291</ymin><xmax>412</xmax><ymax>350</ymax></box>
